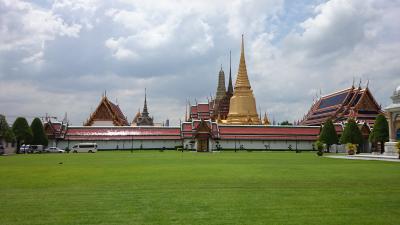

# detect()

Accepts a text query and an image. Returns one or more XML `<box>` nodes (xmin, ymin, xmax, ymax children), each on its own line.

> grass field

<box><xmin>0</xmin><ymin>151</ymin><xmax>399</xmax><ymax>225</ymax></box>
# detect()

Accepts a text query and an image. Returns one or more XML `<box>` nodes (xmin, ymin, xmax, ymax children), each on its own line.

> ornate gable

<box><xmin>355</xmin><ymin>89</ymin><xmax>381</xmax><ymax>111</ymax></box>
<box><xmin>85</xmin><ymin>96</ymin><xmax>129</xmax><ymax>126</ymax></box>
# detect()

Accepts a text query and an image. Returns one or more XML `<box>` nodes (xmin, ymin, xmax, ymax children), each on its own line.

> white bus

<box><xmin>71</xmin><ymin>143</ymin><xmax>98</xmax><ymax>153</ymax></box>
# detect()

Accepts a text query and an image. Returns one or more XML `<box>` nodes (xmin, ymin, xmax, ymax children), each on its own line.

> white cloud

<box><xmin>249</xmin><ymin>0</ymin><xmax>400</xmax><ymax>120</ymax></box>
<box><xmin>105</xmin><ymin>37</ymin><xmax>138</xmax><ymax>60</ymax></box>
<box><xmin>0</xmin><ymin>0</ymin><xmax>82</xmax><ymax>65</ymax></box>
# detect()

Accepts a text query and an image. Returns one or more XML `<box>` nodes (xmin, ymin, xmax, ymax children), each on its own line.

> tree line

<box><xmin>0</xmin><ymin>115</ymin><xmax>48</xmax><ymax>152</ymax></box>
<box><xmin>317</xmin><ymin>114</ymin><xmax>388</xmax><ymax>153</ymax></box>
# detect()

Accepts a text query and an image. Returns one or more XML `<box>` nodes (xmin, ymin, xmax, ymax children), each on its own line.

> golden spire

<box><xmin>225</xmin><ymin>35</ymin><xmax>261</xmax><ymax>125</ymax></box>
<box><xmin>235</xmin><ymin>34</ymin><xmax>251</xmax><ymax>89</ymax></box>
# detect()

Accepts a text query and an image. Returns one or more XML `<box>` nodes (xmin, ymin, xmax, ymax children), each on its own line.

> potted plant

<box><xmin>315</xmin><ymin>141</ymin><xmax>324</xmax><ymax>156</ymax></box>
<box><xmin>346</xmin><ymin>143</ymin><xmax>357</xmax><ymax>155</ymax></box>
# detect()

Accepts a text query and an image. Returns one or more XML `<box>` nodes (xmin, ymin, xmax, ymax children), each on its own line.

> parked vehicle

<box><xmin>30</xmin><ymin>145</ymin><xmax>44</xmax><ymax>153</ymax></box>
<box><xmin>71</xmin><ymin>143</ymin><xmax>97</xmax><ymax>153</ymax></box>
<box><xmin>19</xmin><ymin>144</ymin><xmax>30</xmax><ymax>153</ymax></box>
<box><xmin>0</xmin><ymin>145</ymin><xmax>4</xmax><ymax>155</ymax></box>
<box><xmin>44</xmin><ymin>147</ymin><xmax>65</xmax><ymax>153</ymax></box>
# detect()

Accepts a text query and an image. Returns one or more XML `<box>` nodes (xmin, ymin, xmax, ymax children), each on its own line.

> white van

<box><xmin>71</xmin><ymin>143</ymin><xmax>97</xmax><ymax>153</ymax></box>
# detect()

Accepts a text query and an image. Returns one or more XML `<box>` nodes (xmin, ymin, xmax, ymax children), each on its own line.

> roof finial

<box><xmin>358</xmin><ymin>78</ymin><xmax>362</xmax><ymax>89</ymax></box>
<box><xmin>185</xmin><ymin>99</ymin><xmax>188</xmax><ymax>122</ymax></box>
<box><xmin>142</xmin><ymin>88</ymin><xmax>149</xmax><ymax>116</ymax></box>
<box><xmin>235</xmin><ymin>34</ymin><xmax>251</xmax><ymax>89</ymax></box>
<box><xmin>352</xmin><ymin>77</ymin><xmax>355</xmax><ymax>88</ymax></box>
<box><xmin>366</xmin><ymin>79</ymin><xmax>369</xmax><ymax>88</ymax></box>
<box><xmin>227</xmin><ymin>50</ymin><xmax>233</xmax><ymax>95</ymax></box>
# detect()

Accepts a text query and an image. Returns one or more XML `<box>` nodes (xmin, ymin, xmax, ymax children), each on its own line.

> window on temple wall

<box><xmin>397</xmin><ymin>128</ymin><xmax>400</xmax><ymax>140</ymax></box>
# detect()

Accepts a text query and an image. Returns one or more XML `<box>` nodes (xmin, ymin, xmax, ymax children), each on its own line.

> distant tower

<box><xmin>132</xmin><ymin>89</ymin><xmax>154</xmax><ymax>126</ymax></box>
<box><xmin>215</xmin><ymin>65</ymin><xmax>226</xmax><ymax>102</ymax></box>
<box><xmin>226</xmin><ymin>35</ymin><xmax>261</xmax><ymax>125</ymax></box>
<box><xmin>227</xmin><ymin>50</ymin><xmax>234</xmax><ymax>98</ymax></box>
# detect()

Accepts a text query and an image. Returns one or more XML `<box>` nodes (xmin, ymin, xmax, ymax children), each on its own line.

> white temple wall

<box><xmin>214</xmin><ymin>140</ymin><xmax>315</xmax><ymax>150</ymax></box>
<box><xmin>55</xmin><ymin>139</ymin><xmax>182</xmax><ymax>150</ymax></box>
<box><xmin>183</xmin><ymin>139</ymin><xmax>316</xmax><ymax>151</ymax></box>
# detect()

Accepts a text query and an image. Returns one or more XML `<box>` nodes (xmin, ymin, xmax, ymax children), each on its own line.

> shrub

<box><xmin>346</xmin><ymin>143</ymin><xmax>357</xmax><ymax>155</ymax></box>
<box><xmin>315</xmin><ymin>141</ymin><xmax>324</xmax><ymax>156</ymax></box>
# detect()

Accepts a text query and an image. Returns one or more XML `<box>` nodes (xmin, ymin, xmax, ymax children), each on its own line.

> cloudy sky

<box><xmin>1</xmin><ymin>0</ymin><xmax>399</xmax><ymax>125</ymax></box>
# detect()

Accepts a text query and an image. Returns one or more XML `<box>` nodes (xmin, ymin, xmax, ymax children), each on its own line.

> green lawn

<box><xmin>0</xmin><ymin>151</ymin><xmax>399</xmax><ymax>225</ymax></box>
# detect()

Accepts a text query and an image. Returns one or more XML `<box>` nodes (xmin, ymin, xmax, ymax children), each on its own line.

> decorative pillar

<box><xmin>384</xmin><ymin>86</ymin><xmax>400</xmax><ymax>156</ymax></box>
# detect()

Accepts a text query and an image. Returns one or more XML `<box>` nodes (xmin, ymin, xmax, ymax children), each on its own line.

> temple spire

<box><xmin>142</xmin><ymin>88</ymin><xmax>149</xmax><ymax>117</ymax></box>
<box><xmin>227</xmin><ymin>50</ymin><xmax>233</xmax><ymax>95</ymax></box>
<box><xmin>235</xmin><ymin>34</ymin><xmax>251</xmax><ymax>89</ymax></box>
<box><xmin>215</xmin><ymin>64</ymin><xmax>226</xmax><ymax>101</ymax></box>
<box><xmin>225</xmin><ymin>34</ymin><xmax>260</xmax><ymax>125</ymax></box>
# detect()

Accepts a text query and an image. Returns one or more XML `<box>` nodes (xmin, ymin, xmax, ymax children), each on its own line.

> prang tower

<box><xmin>226</xmin><ymin>35</ymin><xmax>261</xmax><ymax>125</ymax></box>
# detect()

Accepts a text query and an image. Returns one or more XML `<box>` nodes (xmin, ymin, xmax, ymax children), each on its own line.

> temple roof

<box><xmin>85</xmin><ymin>96</ymin><xmax>129</xmax><ymax>126</ymax></box>
<box><xmin>300</xmin><ymin>86</ymin><xmax>382</xmax><ymax>126</ymax></box>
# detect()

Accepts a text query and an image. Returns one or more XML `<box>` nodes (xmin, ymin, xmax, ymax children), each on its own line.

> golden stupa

<box><xmin>225</xmin><ymin>35</ymin><xmax>261</xmax><ymax>125</ymax></box>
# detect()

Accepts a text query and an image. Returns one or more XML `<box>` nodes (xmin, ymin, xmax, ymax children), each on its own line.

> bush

<box><xmin>346</xmin><ymin>143</ymin><xmax>357</xmax><ymax>155</ymax></box>
<box><xmin>315</xmin><ymin>141</ymin><xmax>324</xmax><ymax>156</ymax></box>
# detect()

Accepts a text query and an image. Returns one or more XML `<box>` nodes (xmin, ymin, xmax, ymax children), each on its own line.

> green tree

<box><xmin>30</xmin><ymin>118</ymin><xmax>48</xmax><ymax>146</ymax></box>
<box><xmin>340</xmin><ymin>119</ymin><xmax>363</xmax><ymax>145</ymax></box>
<box><xmin>12</xmin><ymin>117</ymin><xmax>33</xmax><ymax>151</ymax></box>
<box><xmin>370</xmin><ymin>114</ymin><xmax>389</xmax><ymax>154</ymax></box>
<box><xmin>280</xmin><ymin>120</ymin><xmax>293</xmax><ymax>125</ymax></box>
<box><xmin>0</xmin><ymin>114</ymin><xmax>15</xmax><ymax>143</ymax></box>
<box><xmin>319</xmin><ymin>118</ymin><xmax>338</xmax><ymax>152</ymax></box>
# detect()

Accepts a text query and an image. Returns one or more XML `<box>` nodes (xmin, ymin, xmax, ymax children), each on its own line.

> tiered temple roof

<box><xmin>85</xmin><ymin>96</ymin><xmax>129</xmax><ymax>126</ymax></box>
<box><xmin>300</xmin><ymin>85</ymin><xmax>382</xmax><ymax>126</ymax></box>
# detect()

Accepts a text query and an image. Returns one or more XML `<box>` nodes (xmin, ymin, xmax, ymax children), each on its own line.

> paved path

<box><xmin>325</xmin><ymin>154</ymin><xmax>400</xmax><ymax>162</ymax></box>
